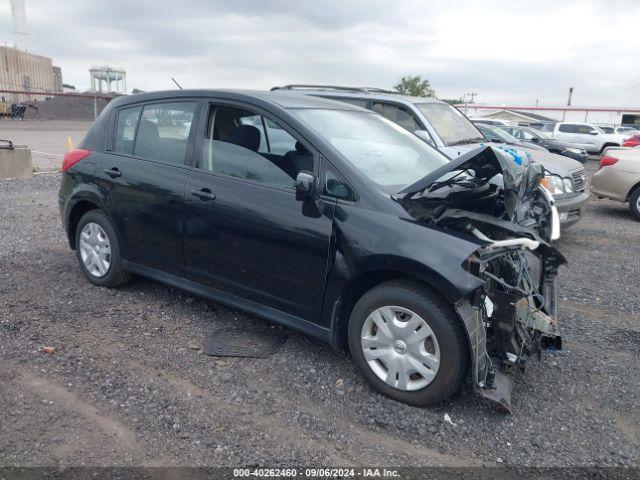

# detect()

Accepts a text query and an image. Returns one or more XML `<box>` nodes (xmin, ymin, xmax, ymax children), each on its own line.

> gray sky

<box><xmin>2</xmin><ymin>0</ymin><xmax>639</xmax><ymax>106</ymax></box>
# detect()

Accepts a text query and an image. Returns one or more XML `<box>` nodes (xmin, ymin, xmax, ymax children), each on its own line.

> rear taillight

<box><xmin>623</xmin><ymin>139</ymin><xmax>640</xmax><ymax>147</ymax></box>
<box><xmin>62</xmin><ymin>148</ymin><xmax>91</xmax><ymax>172</ymax></box>
<box><xmin>599</xmin><ymin>155</ymin><xmax>619</xmax><ymax>169</ymax></box>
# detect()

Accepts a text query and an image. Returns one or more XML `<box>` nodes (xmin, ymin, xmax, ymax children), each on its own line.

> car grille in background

<box><xmin>571</xmin><ymin>168</ymin><xmax>587</xmax><ymax>192</ymax></box>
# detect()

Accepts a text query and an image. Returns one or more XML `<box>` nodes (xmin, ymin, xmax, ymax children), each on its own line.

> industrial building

<box><xmin>0</xmin><ymin>45</ymin><xmax>63</xmax><ymax>102</ymax></box>
<box><xmin>461</xmin><ymin>104</ymin><xmax>640</xmax><ymax>128</ymax></box>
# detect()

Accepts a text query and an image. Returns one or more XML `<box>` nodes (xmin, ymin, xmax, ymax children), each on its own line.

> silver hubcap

<box><xmin>361</xmin><ymin>306</ymin><xmax>440</xmax><ymax>391</ymax></box>
<box><xmin>79</xmin><ymin>222</ymin><xmax>111</xmax><ymax>277</ymax></box>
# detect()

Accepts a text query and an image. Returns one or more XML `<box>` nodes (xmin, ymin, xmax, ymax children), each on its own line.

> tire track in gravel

<box><xmin>34</xmin><ymin>326</ymin><xmax>476</xmax><ymax>466</ymax></box>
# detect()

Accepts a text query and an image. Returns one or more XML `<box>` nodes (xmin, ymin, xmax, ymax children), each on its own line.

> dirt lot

<box><xmin>0</xmin><ymin>161</ymin><xmax>639</xmax><ymax>468</ymax></box>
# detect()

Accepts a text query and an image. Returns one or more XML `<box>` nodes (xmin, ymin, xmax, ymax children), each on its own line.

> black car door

<box><xmin>101</xmin><ymin>101</ymin><xmax>198</xmax><ymax>275</ymax></box>
<box><xmin>183</xmin><ymin>101</ymin><xmax>335</xmax><ymax>323</ymax></box>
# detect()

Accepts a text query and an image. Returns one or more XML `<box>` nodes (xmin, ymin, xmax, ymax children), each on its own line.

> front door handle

<box><xmin>104</xmin><ymin>167</ymin><xmax>121</xmax><ymax>178</ymax></box>
<box><xmin>191</xmin><ymin>188</ymin><xmax>216</xmax><ymax>201</ymax></box>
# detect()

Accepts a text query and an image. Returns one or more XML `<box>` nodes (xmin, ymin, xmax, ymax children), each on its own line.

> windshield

<box><xmin>415</xmin><ymin>103</ymin><xmax>483</xmax><ymax>146</ymax></box>
<box><xmin>593</xmin><ymin>125</ymin><xmax>606</xmax><ymax>134</ymax></box>
<box><xmin>291</xmin><ymin>109</ymin><xmax>449</xmax><ymax>191</ymax></box>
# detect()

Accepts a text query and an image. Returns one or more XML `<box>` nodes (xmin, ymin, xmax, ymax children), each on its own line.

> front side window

<box><xmin>133</xmin><ymin>102</ymin><xmax>197</xmax><ymax>164</ymax></box>
<box><xmin>416</xmin><ymin>103</ymin><xmax>483</xmax><ymax>146</ymax></box>
<box><xmin>371</xmin><ymin>102</ymin><xmax>421</xmax><ymax>132</ymax></box>
<box><xmin>114</xmin><ymin>106</ymin><xmax>141</xmax><ymax>154</ymax></box>
<box><xmin>577</xmin><ymin>125</ymin><xmax>597</xmax><ymax>134</ymax></box>
<box><xmin>291</xmin><ymin>109</ymin><xmax>448</xmax><ymax>192</ymax></box>
<box><xmin>201</xmin><ymin>105</ymin><xmax>312</xmax><ymax>189</ymax></box>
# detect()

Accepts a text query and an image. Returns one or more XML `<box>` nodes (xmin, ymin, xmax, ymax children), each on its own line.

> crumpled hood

<box><xmin>397</xmin><ymin>145</ymin><xmax>543</xmax><ymax>209</ymax></box>
<box><xmin>440</xmin><ymin>143</ymin><xmax>583</xmax><ymax>176</ymax></box>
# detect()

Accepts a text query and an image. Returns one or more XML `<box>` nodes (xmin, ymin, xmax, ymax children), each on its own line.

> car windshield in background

<box><xmin>486</xmin><ymin>125</ymin><xmax>520</xmax><ymax>143</ymax></box>
<box><xmin>291</xmin><ymin>109</ymin><xmax>449</xmax><ymax>191</ymax></box>
<box><xmin>416</xmin><ymin>103</ymin><xmax>484</xmax><ymax>146</ymax></box>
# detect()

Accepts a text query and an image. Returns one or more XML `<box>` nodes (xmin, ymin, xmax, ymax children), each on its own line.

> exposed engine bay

<box><xmin>395</xmin><ymin>146</ymin><xmax>566</xmax><ymax>411</ymax></box>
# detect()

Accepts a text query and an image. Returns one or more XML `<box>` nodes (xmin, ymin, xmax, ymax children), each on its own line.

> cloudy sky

<box><xmin>1</xmin><ymin>0</ymin><xmax>639</xmax><ymax>106</ymax></box>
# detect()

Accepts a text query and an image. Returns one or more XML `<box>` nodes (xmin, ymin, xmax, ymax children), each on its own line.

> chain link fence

<box><xmin>0</xmin><ymin>89</ymin><xmax>116</xmax><ymax>172</ymax></box>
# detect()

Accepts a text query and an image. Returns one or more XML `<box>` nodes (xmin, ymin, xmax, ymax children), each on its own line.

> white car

<box><xmin>551</xmin><ymin>122</ymin><xmax>627</xmax><ymax>154</ymax></box>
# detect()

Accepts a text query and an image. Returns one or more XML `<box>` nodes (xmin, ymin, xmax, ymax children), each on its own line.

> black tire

<box><xmin>348</xmin><ymin>279</ymin><xmax>470</xmax><ymax>407</ymax></box>
<box><xmin>629</xmin><ymin>187</ymin><xmax>640</xmax><ymax>221</ymax></box>
<box><xmin>75</xmin><ymin>210</ymin><xmax>132</xmax><ymax>287</ymax></box>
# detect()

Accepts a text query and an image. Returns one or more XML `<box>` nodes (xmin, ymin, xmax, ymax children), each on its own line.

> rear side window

<box><xmin>132</xmin><ymin>102</ymin><xmax>197</xmax><ymax>164</ymax></box>
<box><xmin>114</xmin><ymin>106</ymin><xmax>142</xmax><ymax>154</ymax></box>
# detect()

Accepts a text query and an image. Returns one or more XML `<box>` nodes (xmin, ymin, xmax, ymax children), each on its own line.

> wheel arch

<box><xmin>601</xmin><ymin>142</ymin><xmax>620</xmax><ymax>153</ymax></box>
<box><xmin>329</xmin><ymin>268</ymin><xmax>468</xmax><ymax>350</ymax></box>
<box><xmin>626</xmin><ymin>181</ymin><xmax>640</xmax><ymax>201</ymax></box>
<box><xmin>67</xmin><ymin>200</ymin><xmax>101</xmax><ymax>249</ymax></box>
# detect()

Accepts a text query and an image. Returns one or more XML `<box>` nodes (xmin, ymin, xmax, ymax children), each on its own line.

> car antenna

<box><xmin>171</xmin><ymin>77</ymin><xmax>183</xmax><ymax>90</ymax></box>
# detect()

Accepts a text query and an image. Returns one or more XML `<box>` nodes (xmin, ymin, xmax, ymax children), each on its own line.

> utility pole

<box><xmin>567</xmin><ymin>87</ymin><xmax>574</xmax><ymax>106</ymax></box>
<box><xmin>464</xmin><ymin>92</ymin><xmax>477</xmax><ymax>115</ymax></box>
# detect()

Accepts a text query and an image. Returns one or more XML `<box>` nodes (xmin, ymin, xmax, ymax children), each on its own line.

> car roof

<box><xmin>270</xmin><ymin>86</ymin><xmax>446</xmax><ymax>106</ymax></box>
<box><xmin>110</xmin><ymin>89</ymin><xmax>368</xmax><ymax>111</ymax></box>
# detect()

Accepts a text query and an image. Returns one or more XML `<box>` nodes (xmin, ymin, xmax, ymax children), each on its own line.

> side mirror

<box><xmin>531</xmin><ymin>137</ymin><xmax>540</xmax><ymax>143</ymax></box>
<box><xmin>295</xmin><ymin>171</ymin><xmax>317</xmax><ymax>201</ymax></box>
<box><xmin>589</xmin><ymin>131</ymin><xmax>598</xmax><ymax>135</ymax></box>
<box><xmin>413</xmin><ymin>130</ymin><xmax>435</xmax><ymax>146</ymax></box>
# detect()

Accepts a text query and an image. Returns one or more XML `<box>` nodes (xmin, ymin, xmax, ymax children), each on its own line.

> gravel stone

<box><xmin>0</xmin><ymin>163</ymin><xmax>638</xmax><ymax>467</ymax></box>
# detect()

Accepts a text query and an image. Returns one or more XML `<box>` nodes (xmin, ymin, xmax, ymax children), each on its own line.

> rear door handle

<box><xmin>191</xmin><ymin>188</ymin><xmax>216</xmax><ymax>201</ymax></box>
<box><xmin>103</xmin><ymin>167</ymin><xmax>121</xmax><ymax>178</ymax></box>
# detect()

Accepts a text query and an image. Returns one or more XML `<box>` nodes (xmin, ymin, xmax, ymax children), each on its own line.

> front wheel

<box><xmin>629</xmin><ymin>187</ymin><xmax>640</xmax><ymax>221</ymax></box>
<box><xmin>75</xmin><ymin>210</ymin><xmax>132</xmax><ymax>287</ymax></box>
<box><xmin>348</xmin><ymin>280</ymin><xmax>470</xmax><ymax>406</ymax></box>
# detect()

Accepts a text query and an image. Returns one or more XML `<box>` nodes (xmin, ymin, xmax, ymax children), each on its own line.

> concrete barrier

<box><xmin>0</xmin><ymin>143</ymin><xmax>32</xmax><ymax>179</ymax></box>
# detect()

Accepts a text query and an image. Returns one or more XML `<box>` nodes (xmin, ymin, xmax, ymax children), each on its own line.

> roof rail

<box><xmin>270</xmin><ymin>84</ymin><xmax>398</xmax><ymax>94</ymax></box>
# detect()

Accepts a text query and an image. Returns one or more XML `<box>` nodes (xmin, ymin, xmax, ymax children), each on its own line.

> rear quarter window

<box><xmin>114</xmin><ymin>106</ymin><xmax>142</xmax><ymax>154</ymax></box>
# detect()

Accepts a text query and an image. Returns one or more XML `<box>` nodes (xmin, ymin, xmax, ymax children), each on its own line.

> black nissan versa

<box><xmin>59</xmin><ymin>90</ymin><xmax>565</xmax><ymax>410</ymax></box>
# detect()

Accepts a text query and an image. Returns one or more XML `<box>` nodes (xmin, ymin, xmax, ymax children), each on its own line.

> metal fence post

<box><xmin>93</xmin><ymin>95</ymin><xmax>98</xmax><ymax>119</ymax></box>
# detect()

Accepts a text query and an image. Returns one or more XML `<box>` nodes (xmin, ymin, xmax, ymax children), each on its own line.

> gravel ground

<box><xmin>0</xmin><ymin>161</ymin><xmax>639</xmax><ymax>468</ymax></box>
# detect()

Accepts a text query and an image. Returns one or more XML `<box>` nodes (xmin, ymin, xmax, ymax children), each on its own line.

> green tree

<box><xmin>393</xmin><ymin>75</ymin><xmax>435</xmax><ymax>97</ymax></box>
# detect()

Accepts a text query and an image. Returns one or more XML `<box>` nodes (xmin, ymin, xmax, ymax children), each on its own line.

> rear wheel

<box><xmin>629</xmin><ymin>187</ymin><xmax>640</xmax><ymax>221</ymax></box>
<box><xmin>348</xmin><ymin>280</ymin><xmax>469</xmax><ymax>406</ymax></box>
<box><xmin>75</xmin><ymin>210</ymin><xmax>132</xmax><ymax>287</ymax></box>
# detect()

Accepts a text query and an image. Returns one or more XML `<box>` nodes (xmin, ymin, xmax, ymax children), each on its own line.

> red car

<box><xmin>623</xmin><ymin>132</ymin><xmax>640</xmax><ymax>147</ymax></box>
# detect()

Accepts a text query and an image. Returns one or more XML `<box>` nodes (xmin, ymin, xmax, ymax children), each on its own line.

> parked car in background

<box><xmin>476</xmin><ymin>124</ymin><xmax>589</xmax><ymax>226</ymax></box>
<box><xmin>500</xmin><ymin>125</ymin><xmax>587</xmax><ymax>163</ymax></box>
<box><xmin>615</xmin><ymin>126</ymin><xmax>638</xmax><ymax>135</ymax></box>
<box><xmin>623</xmin><ymin>131</ymin><xmax>640</xmax><ymax>148</ymax></box>
<box><xmin>476</xmin><ymin>124</ymin><xmax>548</xmax><ymax>151</ymax></box>
<box><xmin>528</xmin><ymin>122</ymin><xmax>555</xmax><ymax>138</ymax></box>
<box><xmin>59</xmin><ymin>89</ymin><xmax>565</xmax><ymax>410</ymax></box>
<box><xmin>468</xmin><ymin>117</ymin><xmax>514</xmax><ymax>126</ymax></box>
<box><xmin>272</xmin><ymin>85</ymin><xmax>588</xmax><ymax>228</ymax></box>
<box><xmin>599</xmin><ymin>126</ymin><xmax>614</xmax><ymax>134</ymax></box>
<box><xmin>551</xmin><ymin>122</ymin><xmax>627</xmax><ymax>154</ymax></box>
<box><xmin>591</xmin><ymin>146</ymin><xmax>640</xmax><ymax>220</ymax></box>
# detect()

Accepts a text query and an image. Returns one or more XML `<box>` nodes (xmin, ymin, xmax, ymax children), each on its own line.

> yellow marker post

<box><xmin>66</xmin><ymin>136</ymin><xmax>73</xmax><ymax>151</ymax></box>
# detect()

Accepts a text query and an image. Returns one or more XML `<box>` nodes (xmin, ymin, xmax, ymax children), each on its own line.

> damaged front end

<box><xmin>395</xmin><ymin>146</ymin><xmax>566</xmax><ymax>411</ymax></box>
